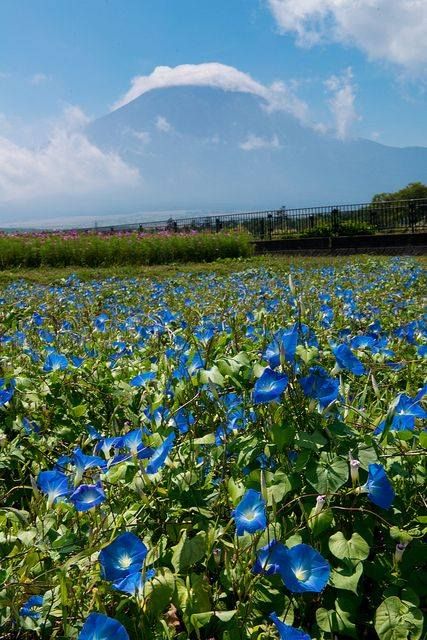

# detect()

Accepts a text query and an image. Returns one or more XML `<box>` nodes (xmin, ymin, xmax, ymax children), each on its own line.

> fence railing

<box><xmin>6</xmin><ymin>199</ymin><xmax>426</xmax><ymax>238</ymax></box>
<box><xmin>85</xmin><ymin>199</ymin><xmax>427</xmax><ymax>239</ymax></box>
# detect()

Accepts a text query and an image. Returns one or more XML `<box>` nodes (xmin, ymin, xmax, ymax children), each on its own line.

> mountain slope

<box><xmin>88</xmin><ymin>86</ymin><xmax>427</xmax><ymax>211</ymax></box>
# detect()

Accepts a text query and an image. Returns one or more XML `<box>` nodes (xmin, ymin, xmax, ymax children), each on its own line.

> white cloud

<box><xmin>267</xmin><ymin>0</ymin><xmax>427</xmax><ymax>72</ymax></box>
<box><xmin>239</xmin><ymin>133</ymin><xmax>281</xmax><ymax>151</ymax></box>
<box><xmin>155</xmin><ymin>115</ymin><xmax>172</xmax><ymax>132</ymax></box>
<box><xmin>325</xmin><ymin>67</ymin><xmax>359</xmax><ymax>139</ymax></box>
<box><xmin>30</xmin><ymin>72</ymin><xmax>49</xmax><ymax>86</ymax></box>
<box><xmin>0</xmin><ymin>106</ymin><xmax>140</xmax><ymax>204</ymax></box>
<box><xmin>111</xmin><ymin>62</ymin><xmax>314</xmax><ymax>128</ymax></box>
<box><xmin>133</xmin><ymin>130</ymin><xmax>151</xmax><ymax>144</ymax></box>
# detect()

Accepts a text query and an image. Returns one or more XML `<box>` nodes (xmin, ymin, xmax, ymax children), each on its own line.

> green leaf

<box><xmin>172</xmin><ymin>531</ymin><xmax>207</xmax><ymax>573</ymax></box>
<box><xmin>143</xmin><ymin>568</ymin><xmax>175</xmax><ymax>616</ymax></box>
<box><xmin>316</xmin><ymin>596</ymin><xmax>357</xmax><ymax>638</ymax></box>
<box><xmin>374</xmin><ymin>597</ymin><xmax>423</xmax><ymax>640</ymax></box>
<box><xmin>297</xmin><ymin>430</ymin><xmax>327</xmax><ymax>450</ymax></box>
<box><xmin>306</xmin><ymin>454</ymin><xmax>349</xmax><ymax>494</ymax></box>
<box><xmin>330</xmin><ymin>561</ymin><xmax>363</xmax><ymax>593</ymax></box>
<box><xmin>308</xmin><ymin>507</ymin><xmax>334</xmax><ymax>537</ymax></box>
<box><xmin>329</xmin><ymin>531</ymin><xmax>370</xmax><ymax>563</ymax></box>
<box><xmin>267</xmin><ymin>471</ymin><xmax>292</xmax><ymax>506</ymax></box>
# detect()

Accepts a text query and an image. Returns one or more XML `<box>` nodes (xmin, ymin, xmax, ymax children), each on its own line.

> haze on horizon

<box><xmin>0</xmin><ymin>1</ymin><xmax>426</xmax><ymax>229</ymax></box>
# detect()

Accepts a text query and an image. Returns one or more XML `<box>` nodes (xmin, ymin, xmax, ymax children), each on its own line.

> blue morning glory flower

<box><xmin>374</xmin><ymin>393</ymin><xmax>427</xmax><ymax>434</ymax></box>
<box><xmin>93</xmin><ymin>314</ymin><xmax>109</xmax><ymax>332</ymax></box>
<box><xmin>172</xmin><ymin>408</ymin><xmax>195</xmax><ymax>434</ymax></box>
<box><xmin>78</xmin><ymin>612</ymin><xmax>129</xmax><ymax>640</ymax></box>
<box><xmin>69</xmin><ymin>482</ymin><xmax>105</xmax><ymax>512</ymax></box>
<box><xmin>332</xmin><ymin>344</ymin><xmax>365</xmax><ymax>376</ymax></box>
<box><xmin>0</xmin><ymin>379</ymin><xmax>15</xmax><ymax>406</ymax></box>
<box><xmin>253</xmin><ymin>368</ymin><xmax>288</xmax><ymax>404</ymax></box>
<box><xmin>121</xmin><ymin>428</ymin><xmax>147</xmax><ymax>457</ymax></box>
<box><xmin>270</xmin><ymin>612</ymin><xmax>311</xmax><ymax>640</ymax></box>
<box><xmin>72</xmin><ymin>447</ymin><xmax>107</xmax><ymax>485</ymax></box>
<box><xmin>43</xmin><ymin>351</ymin><xmax>68</xmax><ymax>372</ymax></box>
<box><xmin>22</xmin><ymin>417</ymin><xmax>40</xmax><ymax>435</ymax></box>
<box><xmin>278</xmin><ymin>543</ymin><xmax>330</xmax><ymax>593</ymax></box>
<box><xmin>37</xmin><ymin>470</ymin><xmax>72</xmax><ymax>507</ymax></box>
<box><xmin>19</xmin><ymin>595</ymin><xmax>44</xmax><ymax>619</ymax></box>
<box><xmin>99</xmin><ymin>532</ymin><xmax>148</xmax><ymax>582</ymax></box>
<box><xmin>232</xmin><ymin>489</ymin><xmax>267</xmax><ymax>536</ymax></box>
<box><xmin>146</xmin><ymin>432</ymin><xmax>175</xmax><ymax>474</ymax></box>
<box><xmin>130</xmin><ymin>372</ymin><xmax>156</xmax><ymax>387</ymax></box>
<box><xmin>361</xmin><ymin>463</ymin><xmax>395</xmax><ymax>509</ymax></box>
<box><xmin>112</xmin><ymin>568</ymin><xmax>156</xmax><ymax>595</ymax></box>
<box><xmin>252</xmin><ymin>540</ymin><xmax>289</xmax><ymax>576</ymax></box>
<box><xmin>95</xmin><ymin>436</ymin><xmax>122</xmax><ymax>459</ymax></box>
<box><xmin>264</xmin><ymin>324</ymin><xmax>298</xmax><ymax>368</ymax></box>
<box><xmin>300</xmin><ymin>366</ymin><xmax>339</xmax><ymax>408</ymax></box>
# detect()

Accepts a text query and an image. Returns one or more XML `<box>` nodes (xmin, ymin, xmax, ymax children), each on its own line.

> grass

<box><xmin>0</xmin><ymin>253</ymin><xmax>425</xmax><ymax>285</ymax></box>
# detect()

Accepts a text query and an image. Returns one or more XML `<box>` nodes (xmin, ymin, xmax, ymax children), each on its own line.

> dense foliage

<box><xmin>372</xmin><ymin>182</ymin><xmax>427</xmax><ymax>203</ymax></box>
<box><xmin>0</xmin><ymin>231</ymin><xmax>252</xmax><ymax>268</ymax></box>
<box><xmin>0</xmin><ymin>257</ymin><xmax>426</xmax><ymax>639</ymax></box>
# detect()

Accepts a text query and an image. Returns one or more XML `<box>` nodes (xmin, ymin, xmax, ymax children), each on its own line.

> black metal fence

<box><xmin>85</xmin><ymin>198</ymin><xmax>427</xmax><ymax>240</ymax></box>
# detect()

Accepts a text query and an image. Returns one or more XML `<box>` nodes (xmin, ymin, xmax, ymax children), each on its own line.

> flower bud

<box><xmin>394</xmin><ymin>542</ymin><xmax>407</xmax><ymax>563</ymax></box>
<box><xmin>349</xmin><ymin>456</ymin><xmax>360</xmax><ymax>485</ymax></box>
<box><xmin>314</xmin><ymin>495</ymin><xmax>326</xmax><ymax>515</ymax></box>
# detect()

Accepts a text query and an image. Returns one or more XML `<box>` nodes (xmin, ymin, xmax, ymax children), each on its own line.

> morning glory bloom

<box><xmin>37</xmin><ymin>470</ymin><xmax>72</xmax><ymax>507</ymax></box>
<box><xmin>361</xmin><ymin>463</ymin><xmax>395</xmax><ymax>509</ymax></box>
<box><xmin>300</xmin><ymin>366</ymin><xmax>339</xmax><ymax>408</ymax></box>
<box><xmin>43</xmin><ymin>351</ymin><xmax>68</xmax><ymax>372</ymax></box>
<box><xmin>99</xmin><ymin>532</ymin><xmax>148</xmax><ymax>582</ymax></box>
<box><xmin>20</xmin><ymin>595</ymin><xmax>44</xmax><ymax>619</ymax></box>
<box><xmin>78</xmin><ymin>613</ymin><xmax>129</xmax><ymax>640</ymax></box>
<box><xmin>252</xmin><ymin>540</ymin><xmax>289</xmax><ymax>576</ymax></box>
<box><xmin>22</xmin><ymin>417</ymin><xmax>40</xmax><ymax>435</ymax></box>
<box><xmin>95</xmin><ymin>436</ymin><xmax>122</xmax><ymax>460</ymax></box>
<box><xmin>130</xmin><ymin>372</ymin><xmax>156</xmax><ymax>387</ymax></box>
<box><xmin>270</xmin><ymin>613</ymin><xmax>311</xmax><ymax>640</ymax></box>
<box><xmin>69</xmin><ymin>482</ymin><xmax>105</xmax><ymax>512</ymax></box>
<box><xmin>112</xmin><ymin>568</ymin><xmax>156</xmax><ymax>595</ymax></box>
<box><xmin>253</xmin><ymin>368</ymin><xmax>288</xmax><ymax>404</ymax></box>
<box><xmin>93</xmin><ymin>314</ymin><xmax>109</xmax><ymax>332</ymax></box>
<box><xmin>278</xmin><ymin>544</ymin><xmax>330</xmax><ymax>593</ymax></box>
<box><xmin>121</xmin><ymin>428</ymin><xmax>148</xmax><ymax>457</ymax></box>
<box><xmin>0</xmin><ymin>379</ymin><xmax>15</xmax><ymax>406</ymax></box>
<box><xmin>264</xmin><ymin>324</ymin><xmax>299</xmax><ymax>368</ymax></box>
<box><xmin>146</xmin><ymin>432</ymin><xmax>175</xmax><ymax>474</ymax></box>
<box><xmin>374</xmin><ymin>393</ymin><xmax>427</xmax><ymax>434</ymax></box>
<box><xmin>72</xmin><ymin>447</ymin><xmax>107</xmax><ymax>485</ymax></box>
<box><xmin>332</xmin><ymin>344</ymin><xmax>365</xmax><ymax>376</ymax></box>
<box><xmin>171</xmin><ymin>408</ymin><xmax>195</xmax><ymax>434</ymax></box>
<box><xmin>232</xmin><ymin>489</ymin><xmax>267</xmax><ymax>536</ymax></box>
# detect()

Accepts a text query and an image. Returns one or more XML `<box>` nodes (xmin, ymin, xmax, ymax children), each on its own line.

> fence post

<box><xmin>215</xmin><ymin>217</ymin><xmax>222</xmax><ymax>233</ymax></box>
<box><xmin>267</xmin><ymin>214</ymin><xmax>273</xmax><ymax>240</ymax></box>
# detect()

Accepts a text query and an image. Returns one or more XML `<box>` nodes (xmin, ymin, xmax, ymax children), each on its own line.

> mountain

<box><xmin>87</xmin><ymin>86</ymin><xmax>427</xmax><ymax>214</ymax></box>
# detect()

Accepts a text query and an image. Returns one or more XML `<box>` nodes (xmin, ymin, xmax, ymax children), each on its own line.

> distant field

<box><xmin>0</xmin><ymin>231</ymin><xmax>253</xmax><ymax>269</ymax></box>
<box><xmin>1</xmin><ymin>253</ymin><xmax>426</xmax><ymax>285</ymax></box>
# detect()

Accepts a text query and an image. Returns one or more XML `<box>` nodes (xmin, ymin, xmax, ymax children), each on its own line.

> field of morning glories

<box><xmin>0</xmin><ymin>256</ymin><xmax>426</xmax><ymax>640</ymax></box>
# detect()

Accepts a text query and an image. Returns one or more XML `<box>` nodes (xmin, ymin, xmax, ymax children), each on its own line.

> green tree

<box><xmin>372</xmin><ymin>181</ymin><xmax>427</xmax><ymax>203</ymax></box>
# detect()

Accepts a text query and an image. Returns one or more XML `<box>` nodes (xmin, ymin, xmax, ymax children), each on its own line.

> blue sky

<box><xmin>0</xmin><ymin>1</ymin><xmax>426</xmax><ymax>225</ymax></box>
<box><xmin>1</xmin><ymin>0</ymin><xmax>426</xmax><ymax>145</ymax></box>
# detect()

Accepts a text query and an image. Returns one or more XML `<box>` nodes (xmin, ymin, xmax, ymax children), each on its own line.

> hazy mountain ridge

<box><xmin>88</xmin><ymin>86</ymin><xmax>427</xmax><ymax>211</ymax></box>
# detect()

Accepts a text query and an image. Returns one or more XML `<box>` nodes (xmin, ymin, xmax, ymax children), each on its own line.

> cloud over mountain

<box><xmin>0</xmin><ymin>106</ymin><xmax>139</xmax><ymax>206</ymax></box>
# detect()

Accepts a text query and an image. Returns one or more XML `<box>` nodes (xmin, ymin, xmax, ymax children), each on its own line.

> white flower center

<box><xmin>294</xmin><ymin>567</ymin><xmax>309</xmax><ymax>582</ymax></box>
<box><xmin>243</xmin><ymin>510</ymin><xmax>256</xmax><ymax>521</ymax></box>
<box><xmin>119</xmin><ymin>554</ymin><xmax>132</xmax><ymax>569</ymax></box>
